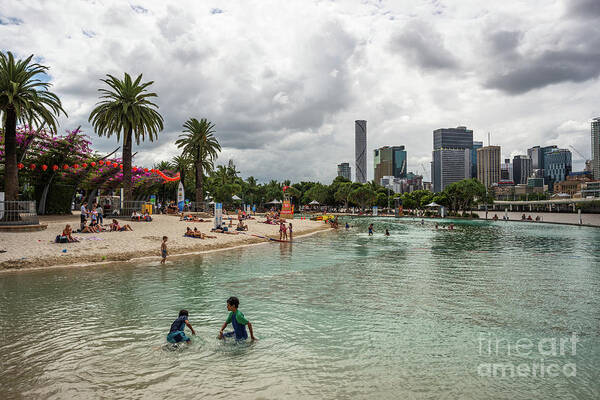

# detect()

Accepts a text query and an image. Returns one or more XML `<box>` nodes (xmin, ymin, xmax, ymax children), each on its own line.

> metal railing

<box><xmin>0</xmin><ymin>201</ymin><xmax>40</xmax><ymax>225</ymax></box>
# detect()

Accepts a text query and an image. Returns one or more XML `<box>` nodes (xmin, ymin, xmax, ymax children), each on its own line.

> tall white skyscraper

<box><xmin>355</xmin><ymin>120</ymin><xmax>367</xmax><ymax>183</ymax></box>
<box><xmin>592</xmin><ymin>117</ymin><xmax>600</xmax><ymax>180</ymax></box>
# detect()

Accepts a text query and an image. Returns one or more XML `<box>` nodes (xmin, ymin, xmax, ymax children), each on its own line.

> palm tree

<box><xmin>175</xmin><ymin>118</ymin><xmax>221</xmax><ymax>205</ymax></box>
<box><xmin>0</xmin><ymin>52</ymin><xmax>66</xmax><ymax>202</ymax></box>
<box><xmin>171</xmin><ymin>154</ymin><xmax>192</xmax><ymax>188</ymax></box>
<box><xmin>88</xmin><ymin>73</ymin><xmax>163</xmax><ymax>206</ymax></box>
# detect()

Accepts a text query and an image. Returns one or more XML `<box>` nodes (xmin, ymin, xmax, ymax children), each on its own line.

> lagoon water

<box><xmin>1</xmin><ymin>218</ymin><xmax>599</xmax><ymax>399</ymax></box>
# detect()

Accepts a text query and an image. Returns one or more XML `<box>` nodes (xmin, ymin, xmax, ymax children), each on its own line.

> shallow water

<box><xmin>1</xmin><ymin>218</ymin><xmax>599</xmax><ymax>399</ymax></box>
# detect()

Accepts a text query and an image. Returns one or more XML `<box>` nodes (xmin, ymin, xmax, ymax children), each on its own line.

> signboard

<box><xmin>372</xmin><ymin>206</ymin><xmax>378</xmax><ymax>216</ymax></box>
<box><xmin>149</xmin><ymin>195</ymin><xmax>156</xmax><ymax>204</ymax></box>
<box><xmin>177</xmin><ymin>182</ymin><xmax>185</xmax><ymax>211</ymax></box>
<box><xmin>214</xmin><ymin>202</ymin><xmax>223</xmax><ymax>229</ymax></box>
<box><xmin>281</xmin><ymin>198</ymin><xmax>294</xmax><ymax>219</ymax></box>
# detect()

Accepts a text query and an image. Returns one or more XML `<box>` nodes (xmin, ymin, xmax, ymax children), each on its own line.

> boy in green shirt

<box><xmin>218</xmin><ymin>296</ymin><xmax>257</xmax><ymax>341</ymax></box>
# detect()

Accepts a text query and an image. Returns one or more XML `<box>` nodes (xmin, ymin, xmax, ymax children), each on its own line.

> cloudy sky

<box><xmin>2</xmin><ymin>0</ymin><xmax>598</xmax><ymax>182</ymax></box>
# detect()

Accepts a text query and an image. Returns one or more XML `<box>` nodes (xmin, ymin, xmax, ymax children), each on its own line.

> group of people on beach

<box><xmin>279</xmin><ymin>221</ymin><xmax>292</xmax><ymax>240</ymax></box>
<box><xmin>56</xmin><ymin>202</ymin><xmax>134</xmax><ymax>243</ymax></box>
<box><xmin>167</xmin><ymin>296</ymin><xmax>257</xmax><ymax>345</ymax></box>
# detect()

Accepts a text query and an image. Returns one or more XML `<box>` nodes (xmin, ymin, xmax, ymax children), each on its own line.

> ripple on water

<box><xmin>1</xmin><ymin>218</ymin><xmax>599</xmax><ymax>399</ymax></box>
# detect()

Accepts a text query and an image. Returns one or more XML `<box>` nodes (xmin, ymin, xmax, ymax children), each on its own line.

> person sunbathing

<box><xmin>111</xmin><ymin>219</ymin><xmax>133</xmax><ymax>231</ymax></box>
<box><xmin>194</xmin><ymin>227</ymin><xmax>217</xmax><ymax>238</ymax></box>
<box><xmin>131</xmin><ymin>211</ymin><xmax>142</xmax><ymax>221</ymax></box>
<box><xmin>61</xmin><ymin>224</ymin><xmax>79</xmax><ymax>242</ymax></box>
<box><xmin>236</xmin><ymin>221</ymin><xmax>248</xmax><ymax>231</ymax></box>
<box><xmin>143</xmin><ymin>212</ymin><xmax>152</xmax><ymax>222</ymax></box>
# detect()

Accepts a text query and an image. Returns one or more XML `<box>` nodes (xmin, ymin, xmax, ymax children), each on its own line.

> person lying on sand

<box><xmin>110</xmin><ymin>219</ymin><xmax>133</xmax><ymax>231</ymax></box>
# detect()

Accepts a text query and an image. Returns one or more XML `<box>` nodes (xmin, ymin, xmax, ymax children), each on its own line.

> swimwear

<box><xmin>162</xmin><ymin>249</ymin><xmax>167</xmax><ymax>258</ymax></box>
<box><xmin>223</xmin><ymin>310</ymin><xmax>248</xmax><ymax>341</ymax></box>
<box><xmin>167</xmin><ymin>330</ymin><xmax>189</xmax><ymax>343</ymax></box>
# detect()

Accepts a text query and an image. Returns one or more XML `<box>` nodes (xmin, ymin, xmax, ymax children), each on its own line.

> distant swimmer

<box><xmin>368</xmin><ymin>223</ymin><xmax>374</xmax><ymax>236</ymax></box>
<box><xmin>449</xmin><ymin>223</ymin><xmax>455</xmax><ymax>231</ymax></box>
<box><xmin>345</xmin><ymin>222</ymin><xmax>350</xmax><ymax>230</ymax></box>
<box><xmin>420</xmin><ymin>219</ymin><xmax>424</xmax><ymax>225</ymax></box>
<box><xmin>385</xmin><ymin>229</ymin><xmax>390</xmax><ymax>236</ymax></box>
<box><xmin>435</xmin><ymin>223</ymin><xmax>439</xmax><ymax>230</ymax></box>
<box><xmin>167</xmin><ymin>309</ymin><xmax>196</xmax><ymax>344</ymax></box>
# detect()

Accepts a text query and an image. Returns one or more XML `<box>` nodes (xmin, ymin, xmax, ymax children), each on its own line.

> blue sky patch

<box><xmin>0</xmin><ymin>15</ymin><xmax>23</xmax><ymax>25</ymax></box>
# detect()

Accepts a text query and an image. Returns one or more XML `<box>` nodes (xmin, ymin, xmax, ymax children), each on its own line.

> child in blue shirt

<box><xmin>167</xmin><ymin>309</ymin><xmax>196</xmax><ymax>344</ymax></box>
<box><xmin>218</xmin><ymin>296</ymin><xmax>257</xmax><ymax>341</ymax></box>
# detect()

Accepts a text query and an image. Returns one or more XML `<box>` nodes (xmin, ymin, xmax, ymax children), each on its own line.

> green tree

<box><xmin>334</xmin><ymin>182</ymin><xmax>353</xmax><ymax>209</ymax></box>
<box><xmin>171</xmin><ymin>154</ymin><xmax>192</xmax><ymax>189</ymax></box>
<box><xmin>303</xmin><ymin>182</ymin><xmax>329</xmax><ymax>205</ymax></box>
<box><xmin>0</xmin><ymin>52</ymin><xmax>66</xmax><ymax>201</ymax></box>
<box><xmin>175</xmin><ymin>118</ymin><xmax>221</xmax><ymax>205</ymax></box>
<box><xmin>89</xmin><ymin>73</ymin><xmax>163</xmax><ymax>205</ymax></box>
<box><xmin>348</xmin><ymin>186</ymin><xmax>376</xmax><ymax>210</ymax></box>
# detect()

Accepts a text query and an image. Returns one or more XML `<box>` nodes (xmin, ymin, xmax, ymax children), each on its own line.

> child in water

<box><xmin>161</xmin><ymin>236</ymin><xmax>168</xmax><ymax>264</ymax></box>
<box><xmin>385</xmin><ymin>229</ymin><xmax>390</xmax><ymax>236</ymax></box>
<box><xmin>218</xmin><ymin>296</ymin><xmax>257</xmax><ymax>341</ymax></box>
<box><xmin>167</xmin><ymin>309</ymin><xmax>196</xmax><ymax>344</ymax></box>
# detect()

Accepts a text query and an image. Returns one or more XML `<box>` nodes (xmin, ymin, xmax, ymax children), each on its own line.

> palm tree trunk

<box><xmin>3</xmin><ymin>108</ymin><xmax>18</xmax><ymax>202</ymax></box>
<box><xmin>195</xmin><ymin>161</ymin><xmax>203</xmax><ymax>206</ymax></box>
<box><xmin>123</xmin><ymin>127</ymin><xmax>133</xmax><ymax>205</ymax></box>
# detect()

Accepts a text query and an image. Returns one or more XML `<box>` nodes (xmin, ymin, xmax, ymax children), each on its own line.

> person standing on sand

<box><xmin>161</xmin><ymin>236</ymin><xmax>168</xmax><ymax>264</ymax></box>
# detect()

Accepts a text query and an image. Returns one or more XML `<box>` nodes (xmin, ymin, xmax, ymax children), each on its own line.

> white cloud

<box><xmin>1</xmin><ymin>0</ymin><xmax>598</xmax><ymax>182</ymax></box>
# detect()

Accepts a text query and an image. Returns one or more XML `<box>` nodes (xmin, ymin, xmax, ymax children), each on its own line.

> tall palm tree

<box><xmin>175</xmin><ymin>118</ymin><xmax>221</xmax><ymax>205</ymax></box>
<box><xmin>88</xmin><ymin>73</ymin><xmax>163</xmax><ymax>206</ymax></box>
<box><xmin>0</xmin><ymin>52</ymin><xmax>66</xmax><ymax>202</ymax></box>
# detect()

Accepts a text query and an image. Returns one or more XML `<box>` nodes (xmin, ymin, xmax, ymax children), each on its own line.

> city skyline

<box><xmin>1</xmin><ymin>0</ymin><xmax>598</xmax><ymax>183</ymax></box>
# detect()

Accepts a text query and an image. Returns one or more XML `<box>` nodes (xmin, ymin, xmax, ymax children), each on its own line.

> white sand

<box><xmin>0</xmin><ymin>213</ymin><xmax>329</xmax><ymax>271</ymax></box>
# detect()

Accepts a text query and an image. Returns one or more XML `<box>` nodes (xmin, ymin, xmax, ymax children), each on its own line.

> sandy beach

<box><xmin>0</xmin><ymin>213</ymin><xmax>330</xmax><ymax>271</ymax></box>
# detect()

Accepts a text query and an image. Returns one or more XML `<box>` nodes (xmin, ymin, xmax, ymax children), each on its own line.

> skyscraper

<box><xmin>476</xmin><ymin>146</ymin><xmax>501</xmax><ymax>187</ymax></box>
<box><xmin>512</xmin><ymin>155</ymin><xmax>532</xmax><ymax>185</ymax></box>
<box><xmin>592</xmin><ymin>117</ymin><xmax>600</xmax><ymax>180</ymax></box>
<box><xmin>373</xmin><ymin>146</ymin><xmax>407</xmax><ymax>184</ymax></box>
<box><xmin>472</xmin><ymin>141</ymin><xmax>483</xmax><ymax>178</ymax></box>
<box><xmin>337</xmin><ymin>162</ymin><xmax>351</xmax><ymax>181</ymax></box>
<box><xmin>545</xmin><ymin>149</ymin><xmax>572</xmax><ymax>191</ymax></box>
<box><xmin>432</xmin><ymin>126</ymin><xmax>473</xmax><ymax>192</ymax></box>
<box><xmin>528</xmin><ymin>145</ymin><xmax>558</xmax><ymax>180</ymax></box>
<box><xmin>355</xmin><ymin>120</ymin><xmax>367</xmax><ymax>183</ymax></box>
<box><xmin>500</xmin><ymin>158</ymin><xmax>513</xmax><ymax>181</ymax></box>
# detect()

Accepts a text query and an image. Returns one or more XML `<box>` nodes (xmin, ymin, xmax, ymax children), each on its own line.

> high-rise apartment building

<box><xmin>355</xmin><ymin>120</ymin><xmax>367</xmax><ymax>183</ymax></box>
<box><xmin>432</xmin><ymin>126</ymin><xmax>473</xmax><ymax>192</ymax></box>
<box><xmin>476</xmin><ymin>146</ymin><xmax>501</xmax><ymax>187</ymax></box>
<box><xmin>512</xmin><ymin>155</ymin><xmax>532</xmax><ymax>185</ymax></box>
<box><xmin>592</xmin><ymin>117</ymin><xmax>600</xmax><ymax>180</ymax></box>
<box><xmin>373</xmin><ymin>146</ymin><xmax>407</xmax><ymax>184</ymax></box>
<box><xmin>545</xmin><ymin>149</ymin><xmax>572</xmax><ymax>191</ymax></box>
<box><xmin>472</xmin><ymin>141</ymin><xmax>483</xmax><ymax>178</ymax></box>
<box><xmin>337</xmin><ymin>162</ymin><xmax>351</xmax><ymax>181</ymax></box>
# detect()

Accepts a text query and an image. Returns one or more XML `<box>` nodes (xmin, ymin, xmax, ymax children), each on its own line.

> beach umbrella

<box><xmin>425</xmin><ymin>202</ymin><xmax>440</xmax><ymax>207</ymax></box>
<box><xmin>232</xmin><ymin>195</ymin><xmax>241</xmax><ymax>201</ymax></box>
<box><xmin>309</xmin><ymin>200</ymin><xmax>320</xmax><ymax>205</ymax></box>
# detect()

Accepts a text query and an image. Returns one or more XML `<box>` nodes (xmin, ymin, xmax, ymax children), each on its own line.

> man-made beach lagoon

<box><xmin>1</xmin><ymin>217</ymin><xmax>598</xmax><ymax>399</ymax></box>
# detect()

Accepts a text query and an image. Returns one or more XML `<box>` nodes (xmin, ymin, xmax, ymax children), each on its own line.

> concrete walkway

<box><xmin>479</xmin><ymin>211</ymin><xmax>600</xmax><ymax>227</ymax></box>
